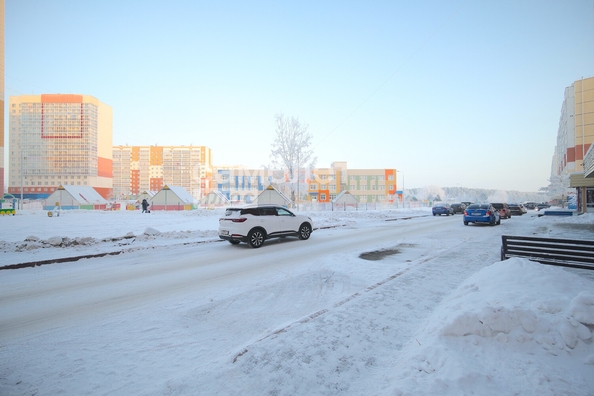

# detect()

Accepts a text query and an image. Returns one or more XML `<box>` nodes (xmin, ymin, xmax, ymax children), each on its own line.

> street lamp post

<box><xmin>20</xmin><ymin>148</ymin><xmax>24</xmax><ymax>209</ymax></box>
<box><xmin>397</xmin><ymin>170</ymin><xmax>404</xmax><ymax>208</ymax></box>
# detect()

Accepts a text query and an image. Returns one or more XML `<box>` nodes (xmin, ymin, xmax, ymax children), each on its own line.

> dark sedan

<box><xmin>450</xmin><ymin>203</ymin><xmax>467</xmax><ymax>214</ymax></box>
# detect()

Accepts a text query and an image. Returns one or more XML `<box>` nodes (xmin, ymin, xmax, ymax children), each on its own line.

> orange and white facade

<box><xmin>552</xmin><ymin>76</ymin><xmax>594</xmax><ymax>178</ymax></box>
<box><xmin>0</xmin><ymin>1</ymin><xmax>5</xmax><ymax>196</ymax></box>
<box><xmin>112</xmin><ymin>145</ymin><xmax>213</xmax><ymax>200</ymax></box>
<box><xmin>7</xmin><ymin>94</ymin><xmax>113</xmax><ymax>199</ymax></box>
<box><xmin>308</xmin><ymin>161</ymin><xmax>398</xmax><ymax>203</ymax></box>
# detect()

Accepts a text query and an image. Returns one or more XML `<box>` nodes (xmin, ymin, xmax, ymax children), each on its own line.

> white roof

<box><xmin>151</xmin><ymin>185</ymin><xmax>194</xmax><ymax>204</ymax></box>
<box><xmin>332</xmin><ymin>191</ymin><xmax>359</xmax><ymax>204</ymax></box>
<box><xmin>253</xmin><ymin>185</ymin><xmax>292</xmax><ymax>206</ymax></box>
<box><xmin>47</xmin><ymin>185</ymin><xmax>107</xmax><ymax>205</ymax></box>
<box><xmin>201</xmin><ymin>190</ymin><xmax>230</xmax><ymax>204</ymax></box>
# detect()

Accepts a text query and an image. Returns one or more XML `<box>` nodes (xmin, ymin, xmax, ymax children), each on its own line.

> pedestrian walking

<box><xmin>141</xmin><ymin>199</ymin><xmax>150</xmax><ymax>213</ymax></box>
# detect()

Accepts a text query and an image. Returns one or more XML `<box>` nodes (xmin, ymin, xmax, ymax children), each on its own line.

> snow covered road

<box><xmin>1</xmin><ymin>210</ymin><xmax>592</xmax><ymax>395</ymax></box>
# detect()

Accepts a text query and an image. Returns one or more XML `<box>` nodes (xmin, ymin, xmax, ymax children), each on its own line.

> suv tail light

<box><xmin>231</xmin><ymin>218</ymin><xmax>248</xmax><ymax>223</ymax></box>
<box><xmin>463</xmin><ymin>210</ymin><xmax>468</xmax><ymax>215</ymax></box>
<box><xmin>486</xmin><ymin>210</ymin><xmax>492</xmax><ymax>216</ymax></box>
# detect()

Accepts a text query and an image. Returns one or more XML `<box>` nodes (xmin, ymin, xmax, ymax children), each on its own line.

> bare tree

<box><xmin>270</xmin><ymin>113</ymin><xmax>316</xmax><ymax>204</ymax></box>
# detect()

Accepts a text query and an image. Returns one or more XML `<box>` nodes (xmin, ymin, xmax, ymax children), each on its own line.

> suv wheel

<box><xmin>298</xmin><ymin>223</ymin><xmax>312</xmax><ymax>240</ymax></box>
<box><xmin>248</xmin><ymin>228</ymin><xmax>265</xmax><ymax>248</ymax></box>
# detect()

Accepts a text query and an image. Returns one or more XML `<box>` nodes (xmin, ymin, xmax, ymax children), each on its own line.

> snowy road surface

<box><xmin>1</xmin><ymin>210</ymin><xmax>593</xmax><ymax>395</ymax></box>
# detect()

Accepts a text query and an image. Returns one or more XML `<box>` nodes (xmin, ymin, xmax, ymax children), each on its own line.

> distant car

<box><xmin>450</xmin><ymin>203</ymin><xmax>467</xmax><ymax>214</ymax></box>
<box><xmin>524</xmin><ymin>202</ymin><xmax>537</xmax><ymax>210</ymax></box>
<box><xmin>461</xmin><ymin>201</ymin><xmax>473</xmax><ymax>207</ymax></box>
<box><xmin>508</xmin><ymin>203</ymin><xmax>525</xmax><ymax>216</ymax></box>
<box><xmin>218</xmin><ymin>205</ymin><xmax>313</xmax><ymax>248</ymax></box>
<box><xmin>491</xmin><ymin>203</ymin><xmax>511</xmax><ymax>219</ymax></box>
<box><xmin>463</xmin><ymin>203</ymin><xmax>501</xmax><ymax>226</ymax></box>
<box><xmin>432</xmin><ymin>203</ymin><xmax>454</xmax><ymax>216</ymax></box>
<box><xmin>535</xmin><ymin>203</ymin><xmax>551</xmax><ymax>211</ymax></box>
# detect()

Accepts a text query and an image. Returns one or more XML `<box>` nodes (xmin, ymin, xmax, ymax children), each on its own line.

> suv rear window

<box><xmin>224</xmin><ymin>208</ymin><xmax>242</xmax><ymax>216</ymax></box>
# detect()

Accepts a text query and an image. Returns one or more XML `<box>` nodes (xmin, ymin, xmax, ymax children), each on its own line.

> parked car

<box><xmin>450</xmin><ymin>203</ymin><xmax>467</xmax><ymax>214</ymax></box>
<box><xmin>463</xmin><ymin>203</ymin><xmax>501</xmax><ymax>226</ymax></box>
<box><xmin>218</xmin><ymin>205</ymin><xmax>313</xmax><ymax>248</ymax></box>
<box><xmin>508</xmin><ymin>203</ymin><xmax>525</xmax><ymax>216</ymax></box>
<box><xmin>491</xmin><ymin>203</ymin><xmax>511</xmax><ymax>219</ymax></box>
<box><xmin>461</xmin><ymin>201</ymin><xmax>473</xmax><ymax>207</ymax></box>
<box><xmin>432</xmin><ymin>203</ymin><xmax>454</xmax><ymax>216</ymax></box>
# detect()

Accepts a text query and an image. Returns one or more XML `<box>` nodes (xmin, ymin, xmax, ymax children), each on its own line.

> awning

<box><xmin>569</xmin><ymin>172</ymin><xmax>594</xmax><ymax>188</ymax></box>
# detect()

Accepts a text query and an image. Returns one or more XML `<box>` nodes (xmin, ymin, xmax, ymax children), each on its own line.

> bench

<box><xmin>501</xmin><ymin>235</ymin><xmax>594</xmax><ymax>270</ymax></box>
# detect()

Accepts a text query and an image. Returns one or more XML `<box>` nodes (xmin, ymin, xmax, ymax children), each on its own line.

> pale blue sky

<box><xmin>5</xmin><ymin>0</ymin><xmax>594</xmax><ymax>191</ymax></box>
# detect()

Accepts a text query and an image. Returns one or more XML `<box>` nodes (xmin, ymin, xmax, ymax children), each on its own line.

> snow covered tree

<box><xmin>270</xmin><ymin>113</ymin><xmax>316</xmax><ymax>203</ymax></box>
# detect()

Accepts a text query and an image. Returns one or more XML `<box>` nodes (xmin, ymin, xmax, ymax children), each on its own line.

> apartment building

<box><xmin>0</xmin><ymin>1</ymin><xmax>5</xmax><ymax>196</ymax></box>
<box><xmin>552</xmin><ymin>76</ymin><xmax>594</xmax><ymax>179</ymax></box>
<box><xmin>113</xmin><ymin>145</ymin><xmax>213</xmax><ymax>200</ymax></box>
<box><xmin>308</xmin><ymin>162</ymin><xmax>398</xmax><ymax>203</ymax></box>
<box><xmin>8</xmin><ymin>94</ymin><xmax>113</xmax><ymax>199</ymax></box>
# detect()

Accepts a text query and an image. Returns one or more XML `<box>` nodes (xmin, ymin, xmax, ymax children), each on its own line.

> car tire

<box><xmin>298</xmin><ymin>223</ymin><xmax>312</xmax><ymax>240</ymax></box>
<box><xmin>228</xmin><ymin>240</ymin><xmax>240</xmax><ymax>245</ymax></box>
<box><xmin>497</xmin><ymin>218</ymin><xmax>501</xmax><ymax>225</ymax></box>
<box><xmin>464</xmin><ymin>221</ymin><xmax>468</xmax><ymax>226</ymax></box>
<box><xmin>248</xmin><ymin>228</ymin><xmax>265</xmax><ymax>248</ymax></box>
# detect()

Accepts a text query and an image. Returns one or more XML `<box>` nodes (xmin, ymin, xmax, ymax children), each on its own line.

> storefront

<box><xmin>569</xmin><ymin>173</ymin><xmax>594</xmax><ymax>214</ymax></box>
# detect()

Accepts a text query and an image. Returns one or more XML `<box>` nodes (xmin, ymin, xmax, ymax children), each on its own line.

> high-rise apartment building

<box><xmin>0</xmin><ymin>1</ymin><xmax>5</xmax><ymax>196</ymax></box>
<box><xmin>552</xmin><ymin>76</ymin><xmax>594</xmax><ymax>179</ymax></box>
<box><xmin>8</xmin><ymin>94</ymin><xmax>113</xmax><ymax>199</ymax></box>
<box><xmin>113</xmin><ymin>145</ymin><xmax>213</xmax><ymax>200</ymax></box>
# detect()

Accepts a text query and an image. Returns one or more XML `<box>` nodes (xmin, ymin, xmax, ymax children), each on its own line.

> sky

<box><xmin>4</xmin><ymin>0</ymin><xmax>594</xmax><ymax>192</ymax></box>
<box><xmin>1</xmin><ymin>207</ymin><xmax>593</xmax><ymax>395</ymax></box>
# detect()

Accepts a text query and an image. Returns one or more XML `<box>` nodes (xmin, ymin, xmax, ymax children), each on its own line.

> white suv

<box><xmin>219</xmin><ymin>205</ymin><xmax>313</xmax><ymax>248</ymax></box>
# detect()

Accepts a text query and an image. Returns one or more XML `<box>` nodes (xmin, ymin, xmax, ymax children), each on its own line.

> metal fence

<box><xmin>296</xmin><ymin>201</ymin><xmax>431</xmax><ymax>212</ymax></box>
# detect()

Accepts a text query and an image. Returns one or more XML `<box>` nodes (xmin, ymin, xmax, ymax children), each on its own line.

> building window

<box><xmin>330</xmin><ymin>184</ymin><xmax>336</xmax><ymax>191</ymax></box>
<box><xmin>320</xmin><ymin>193</ymin><xmax>326</xmax><ymax>200</ymax></box>
<box><xmin>350</xmin><ymin>184</ymin><xmax>355</xmax><ymax>190</ymax></box>
<box><xmin>310</xmin><ymin>184</ymin><xmax>316</xmax><ymax>190</ymax></box>
<box><xmin>360</xmin><ymin>175</ymin><xmax>366</xmax><ymax>180</ymax></box>
<box><xmin>320</xmin><ymin>174</ymin><xmax>327</xmax><ymax>180</ymax></box>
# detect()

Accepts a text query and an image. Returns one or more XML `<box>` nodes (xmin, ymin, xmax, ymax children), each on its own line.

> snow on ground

<box><xmin>1</xmin><ymin>208</ymin><xmax>593</xmax><ymax>395</ymax></box>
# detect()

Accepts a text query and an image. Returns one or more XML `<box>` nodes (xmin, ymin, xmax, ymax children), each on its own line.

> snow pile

<box><xmin>389</xmin><ymin>258</ymin><xmax>594</xmax><ymax>395</ymax></box>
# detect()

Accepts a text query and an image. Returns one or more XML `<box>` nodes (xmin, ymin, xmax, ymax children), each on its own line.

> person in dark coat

<box><xmin>141</xmin><ymin>199</ymin><xmax>150</xmax><ymax>213</ymax></box>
